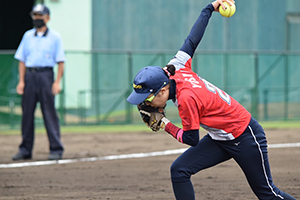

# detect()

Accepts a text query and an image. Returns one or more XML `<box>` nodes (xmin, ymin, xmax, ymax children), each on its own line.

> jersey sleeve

<box><xmin>180</xmin><ymin>3</ymin><xmax>214</xmax><ymax>58</ymax></box>
<box><xmin>168</xmin><ymin>50</ymin><xmax>192</xmax><ymax>71</ymax></box>
<box><xmin>54</xmin><ymin>33</ymin><xmax>66</xmax><ymax>63</ymax></box>
<box><xmin>167</xmin><ymin>3</ymin><xmax>214</xmax><ymax>71</ymax></box>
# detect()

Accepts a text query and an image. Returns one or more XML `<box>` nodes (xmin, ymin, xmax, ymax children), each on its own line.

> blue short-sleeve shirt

<box><xmin>14</xmin><ymin>28</ymin><xmax>65</xmax><ymax>67</ymax></box>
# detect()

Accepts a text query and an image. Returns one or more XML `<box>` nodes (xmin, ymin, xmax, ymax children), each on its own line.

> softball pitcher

<box><xmin>127</xmin><ymin>0</ymin><xmax>297</xmax><ymax>199</ymax></box>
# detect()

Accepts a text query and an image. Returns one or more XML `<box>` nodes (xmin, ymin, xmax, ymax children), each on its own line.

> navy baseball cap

<box><xmin>127</xmin><ymin>66</ymin><xmax>170</xmax><ymax>105</ymax></box>
<box><xmin>31</xmin><ymin>4</ymin><xmax>50</xmax><ymax>15</ymax></box>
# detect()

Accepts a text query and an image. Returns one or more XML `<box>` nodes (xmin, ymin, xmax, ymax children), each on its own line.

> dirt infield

<box><xmin>0</xmin><ymin>128</ymin><xmax>299</xmax><ymax>200</ymax></box>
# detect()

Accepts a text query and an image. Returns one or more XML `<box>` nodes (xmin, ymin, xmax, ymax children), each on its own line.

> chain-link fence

<box><xmin>1</xmin><ymin>50</ymin><xmax>300</xmax><ymax>129</ymax></box>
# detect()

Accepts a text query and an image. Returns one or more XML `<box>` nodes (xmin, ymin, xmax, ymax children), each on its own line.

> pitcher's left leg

<box><xmin>231</xmin><ymin>120</ymin><xmax>296</xmax><ymax>200</ymax></box>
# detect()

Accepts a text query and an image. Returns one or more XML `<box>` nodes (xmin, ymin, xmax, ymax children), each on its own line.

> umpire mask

<box><xmin>33</xmin><ymin>19</ymin><xmax>45</xmax><ymax>28</ymax></box>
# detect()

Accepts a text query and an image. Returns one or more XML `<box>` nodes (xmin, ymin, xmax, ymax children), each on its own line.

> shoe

<box><xmin>12</xmin><ymin>152</ymin><xmax>32</xmax><ymax>161</ymax></box>
<box><xmin>48</xmin><ymin>153</ymin><xmax>62</xmax><ymax>160</ymax></box>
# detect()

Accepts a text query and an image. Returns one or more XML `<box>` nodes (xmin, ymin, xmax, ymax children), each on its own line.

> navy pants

<box><xmin>19</xmin><ymin>68</ymin><xmax>64</xmax><ymax>156</ymax></box>
<box><xmin>171</xmin><ymin>118</ymin><xmax>296</xmax><ymax>200</ymax></box>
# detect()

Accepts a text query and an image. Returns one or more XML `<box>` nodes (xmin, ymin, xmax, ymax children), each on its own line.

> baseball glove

<box><xmin>137</xmin><ymin>102</ymin><xmax>166</xmax><ymax>132</ymax></box>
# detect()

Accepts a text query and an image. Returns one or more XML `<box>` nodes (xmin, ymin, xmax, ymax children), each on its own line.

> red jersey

<box><xmin>168</xmin><ymin>51</ymin><xmax>251</xmax><ymax>141</ymax></box>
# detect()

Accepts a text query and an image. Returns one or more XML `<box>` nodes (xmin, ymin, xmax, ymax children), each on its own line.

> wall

<box><xmin>92</xmin><ymin>0</ymin><xmax>300</xmax><ymax>51</ymax></box>
<box><xmin>44</xmin><ymin>0</ymin><xmax>92</xmax><ymax>108</ymax></box>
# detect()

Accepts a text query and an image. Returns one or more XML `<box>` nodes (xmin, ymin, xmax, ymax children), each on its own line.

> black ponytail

<box><xmin>163</xmin><ymin>64</ymin><xmax>176</xmax><ymax>77</ymax></box>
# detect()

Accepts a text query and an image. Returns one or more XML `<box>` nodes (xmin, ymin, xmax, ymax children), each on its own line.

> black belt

<box><xmin>26</xmin><ymin>67</ymin><xmax>53</xmax><ymax>72</ymax></box>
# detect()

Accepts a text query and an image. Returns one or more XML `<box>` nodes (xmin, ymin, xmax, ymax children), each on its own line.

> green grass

<box><xmin>1</xmin><ymin>120</ymin><xmax>300</xmax><ymax>136</ymax></box>
<box><xmin>0</xmin><ymin>124</ymin><xmax>150</xmax><ymax>135</ymax></box>
<box><xmin>259</xmin><ymin>120</ymin><xmax>300</xmax><ymax>129</ymax></box>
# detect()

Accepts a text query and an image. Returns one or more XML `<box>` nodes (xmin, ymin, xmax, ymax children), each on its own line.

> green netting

<box><xmin>1</xmin><ymin>51</ymin><xmax>300</xmax><ymax>129</ymax></box>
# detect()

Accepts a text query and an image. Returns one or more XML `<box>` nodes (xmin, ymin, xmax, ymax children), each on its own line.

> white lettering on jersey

<box><xmin>200</xmin><ymin>77</ymin><xmax>231</xmax><ymax>105</ymax></box>
<box><xmin>182</xmin><ymin>74</ymin><xmax>202</xmax><ymax>88</ymax></box>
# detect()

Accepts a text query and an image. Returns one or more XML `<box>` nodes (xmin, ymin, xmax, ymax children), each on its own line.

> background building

<box><xmin>1</xmin><ymin>0</ymin><xmax>300</xmax><ymax>128</ymax></box>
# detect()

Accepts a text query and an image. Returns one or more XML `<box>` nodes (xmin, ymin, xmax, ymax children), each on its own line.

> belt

<box><xmin>26</xmin><ymin>67</ymin><xmax>53</xmax><ymax>72</ymax></box>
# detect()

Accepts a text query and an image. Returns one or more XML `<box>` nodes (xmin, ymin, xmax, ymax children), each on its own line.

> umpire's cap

<box><xmin>127</xmin><ymin>66</ymin><xmax>169</xmax><ymax>105</ymax></box>
<box><xmin>31</xmin><ymin>4</ymin><xmax>50</xmax><ymax>15</ymax></box>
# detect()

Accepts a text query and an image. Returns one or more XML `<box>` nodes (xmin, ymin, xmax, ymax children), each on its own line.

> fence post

<box><xmin>161</xmin><ymin>53</ymin><xmax>166</xmax><ymax>67</ymax></box>
<box><xmin>78</xmin><ymin>90</ymin><xmax>86</xmax><ymax>123</ymax></box>
<box><xmin>93</xmin><ymin>52</ymin><xmax>101</xmax><ymax>124</ymax></box>
<box><xmin>284</xmin><ymin>53</ymin><xmax>289</xmax><ymax>120</ymax></box>
<box><xmin>126</xmin><ymin>52</ymin><xmax>133</xmax><ymax>123</ymax></box>
<box><xmin>263</xmin><ymin>89</ymin><xmax>268</xmax><ymax>120</ymax></box>
<box><xmin>251</xmin><ymin>52</ymin><xmax>259</xmax><ymax>119</ymax></box>
<box><xmin>58</xmin><ymin>89</ymin><xmax>65</xmax><ymax>125</ymax></box>
<box><xmin>223</xmin><ymin>53</ymin><xmax>228</xmax><ymax>91</ymax></box>
<box><xmin>9</xmin><ymin>100</ymin><xmax>15</xmax><ymax>129</ymax></box>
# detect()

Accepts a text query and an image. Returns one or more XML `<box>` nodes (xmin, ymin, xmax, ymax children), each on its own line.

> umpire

<box><xmin>12</xmin><ymin>4</ymin><xmax>65</xmax><ymax>160</ymax></box>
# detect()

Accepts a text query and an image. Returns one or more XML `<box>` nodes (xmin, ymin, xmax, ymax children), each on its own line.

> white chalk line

<box><xmin>1</xmin><ymin>142</ymin><xmax>299</xmax><ymax>169</ymax></box>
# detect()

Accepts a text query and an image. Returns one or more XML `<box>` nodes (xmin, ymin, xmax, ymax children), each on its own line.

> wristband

<box><xmin>165</xmin><ymin>122</ymin><xmax>183</xmax><ymax>143</ymax></box>
<box><xmin>176</xmin><ymin>129</ymin><xmax>184</xmax><ymax>143</ymax></box>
